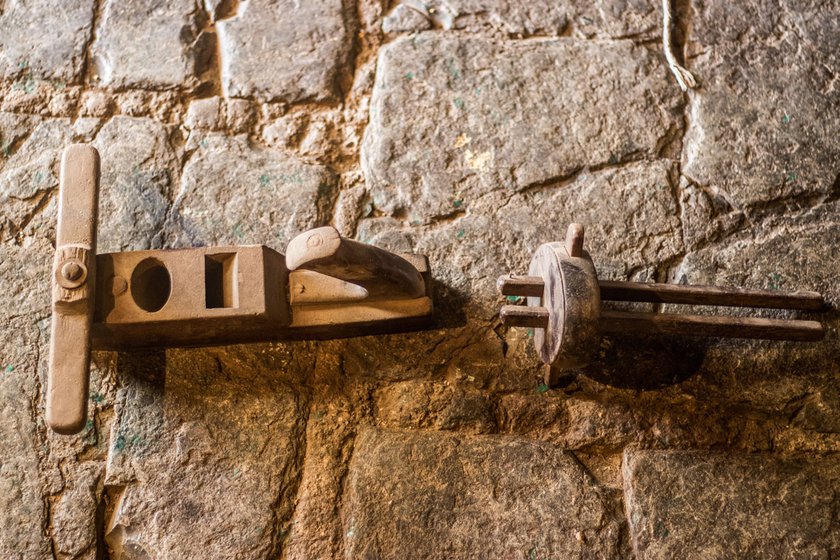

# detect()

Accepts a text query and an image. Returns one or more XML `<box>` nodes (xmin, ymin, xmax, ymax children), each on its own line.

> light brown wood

<box><xmin>499</xmin><ymin>305</ymin><xmax>549</xmax><ymax>328</ymax></box>
<box><xmin>289</xmin><ymin>297</ymin><xmax>434</xmax><ymax>331</ymax></box>
<box><xmin>286</xmin><ymin>253</ymin><xmax>432</xmax><ymax>335</ymax></box>
<box><xmin>564</xmin><ymin>222</ymin><xmax>585</xmax><ymax>258</ymax></box>
<box><xmin>47</xmin><ymin>144</ymin><xmax>100</xmax><ymax>435</ymax></box>
<box><xmin>289</xmin><ymin>270</ymin><xmax>369</xmax><ymax>304</ymax></box>
<box><xmin>528</xmin><ymin>240</ymin><xmax>601</xmax><ymax>369</ymax></box>
<box><xmin>92</xmin><ymin>245</ymin><xmax>290</xmax><ymax>349</ymax></box>
<box><xmin>91</xmin><ymin>247</ymin><xmax>433</xmax><ymax>350</ymax></box>
<box><xmin>497</xmin><ymin>275</ymin><xmax>545</xmax><ymax>297</ymax></box>
<box><xmin>286</xmin><ymin>226</ymin><xmax>425</xmax><ymax>299</ymax></box>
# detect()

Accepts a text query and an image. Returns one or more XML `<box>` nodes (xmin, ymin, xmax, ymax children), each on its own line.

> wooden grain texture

<box><xmin>564</xmin><ymin>223</ymin><xmax>585</xmax><ymax>257</ymax></box>
<box><xmin>599</xmin><ymin>311</ymin><xmax>825</xmax><ymax>341</ymax></box>
<box><xmin>289</xmin><ymin>270</ymin><xmax>369</xmax><ymax>304</ymax></box>
<box><xmin>499</xmin><ymin>304</ymin><xmax>549</xmax><ymax>328</ymax></box>
<box><xmin>528</xmin><ymin>242</ymin><xmax>601</xmax><ymax>369</ymax></box>
<box><xmin>599</xmin><ymin>281</ymin><xmax>825</xmax><ymax>311</ymax></box>
<box><xmin>47</xmin><ymin>144</ymin><xmax>100</xmax><ymax>435</ymax></box>
<box><xmin>286</xmin><ymin>226</ymin><xmax>425</xmax><ymax>299</ymax></box>
<box><xmin>497</xmin><ymin>275</ymin><xmax>545</xmax><ymax>297</ymax></box>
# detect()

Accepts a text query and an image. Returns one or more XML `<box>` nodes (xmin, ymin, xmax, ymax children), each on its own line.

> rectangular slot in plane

<box><xmin>205</xmin><ymin>252</ymin><xmax>238</xmax><ymax>309</ymax></box>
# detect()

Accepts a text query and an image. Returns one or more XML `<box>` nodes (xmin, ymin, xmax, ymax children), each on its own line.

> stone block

<box><xmin>374</xmin><ymin>380</ymin><xmax>496</xmax><ymax>433</ymax></box>
<box><xmin>0</xmin><ymin>320</ymin><xmax>51</xmax><ymax>559</ymax></box>
<box><xmin>92</xmin><ymin>0</ymin><xmax>208</xmax><ymax>89</ymax></box>
<box><xmin>103</xmin><ymin>348</ymin><xmax>307</xmax><ymax>559</ymax></box>
<box><xmin>217</xmin><ymin>0</ymin><xmax>354</xmax><ymax>102</ymax></box>
<box><xmin>92</xmin><ymin>116</ymin><xmax>179</xmax><ymax>252</ymax></box>
<box><xmin>624</xmin><ymin>449</ymin><xmax>840</xmax><ymax>559</ymax></box>
<box><xmin>363</xmin><ymin>33</ymin><xmax>682</xmax><ymax>219</ymax></box>
<box><xmin>345</xmin><ymin>428</ymin><xmax>625</xmax><ymax>558</ymax></box>
<box><xmin>0</xmin><ymin>0</ymin><xmax>95</xmax><ymax>82</ymax></box>
<box><xmin>170</xmin><ymin>133</ymin><xmax>337</xmax><ymax>247</ymax></box>
<box><xmin>416</xmin><ymin>0</ymin><xmax>658</xmax><ymax>38</ymax></box>
<box><xmin>682</xmin><ymin>0</ymin><xmax>840</xmax><ymax>215</ymax></box>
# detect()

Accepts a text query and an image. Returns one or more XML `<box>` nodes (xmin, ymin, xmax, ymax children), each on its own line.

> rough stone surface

<box><xmin>682</xmin><ymin>0</ymin><xmax>840</xmax><ymax>217</ymax></box>
<box><xmin>345</xmin><ymin>428</ymin><xmax>626</xmax><ymax>559</ymax></box>
<box><xmin>79</xmin><ymin>91</ymin><xmax>115</xmax><ymax>118</ymax></box>
<box><xmin>92</xmin><ymin>0</ymin><xmax>208</xmax><ymax>89</ymax></box>
<box><xmin>52</xmin><ymin>463</ymin><xmax>103</xmax><ymax>559</ymax></box>
<box><xmin>217</xmin><ymin>0</ymin><xmax>354</xmax><ymax>102</ymax></box>
<box><xmin>670</xmin><ymin>205</ymin><xmax>840</xmax><ymax>416</ymax></box>
<box><xmin>624</xmin><ymin>450</ymin><xmax>840</xmax><ymax>559</ymax></box>
<box><xmin>280</xmin><ymin>349</ymin><xmax>360</xmax><ymax>560</ymax></box>
<box><xmin>92</xmin><ymin>116</ymin><xmax>179</xmax><ymax>252</ymax></box>
<box><xmin>0</xmin><ymin>319</ymin><xmax>51</xmax><ymax>559</ymax></box>
<box><xmin>382</xmin><ymin>4</ymin><xmax>432</xmax><ymax>33</ymax></box>
<box><xmin>374</xmin><ymin>380</ymin><xmax>496</xmax><ymax>433</ymax></box>
<box><xmin>359</xmin><ymin>160</ymin><xmax>682</xmax><ymax>318</ymax></box>
<box><xmin>185</xmin><ymin>97</ymin><xmax>223</xmax><ymax>131</ymax></box>
<box><xmin>225</xmin><ymin>99</ymin><xmax>256</xmax><ymax>133</ymax></box>
<box><xmin>416</xmin><ymin>0</ymin><xmax>659</xmax><ymax>38</ymax></box>
<box><xmin>184</xmin><ymin>97</ymin><xmax>256</xmax><ymax>133</ymax></box>
<box><xmin>332</xmin><ymin>182</ymin><xmax>368</xmax><ymax>237</ymax></box>
<box><xmin>103</xmin><ymin>348</ymin><xmax>309</xmax><ymax>559</ymax></box>
<box><xmin>363</xmin><ymin>33</ymin><xmax>682</xmax><ymax>219</ymax></box>
<box><xmin>675</xmin><ymin>205</ymin><xmax>840</xmax><ymax>306</ymax></box>
<box><xmin>170</xmin><ymin>133</ymin><xmax>337</xmax><ymax>247</ymax></box>
<box><xmin>0</xmin><ymin>115</ymin><xmax>101</xmax><ymax>243</ymax></box>
<box><xmin>0</xmin><ymin>0</ymin><xmax>95</xmax><ymax>82</ymax></box>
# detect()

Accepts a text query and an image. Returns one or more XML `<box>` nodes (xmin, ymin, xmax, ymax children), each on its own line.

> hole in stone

<box><xmin>130</xmin><ymin>258</ymin><xmax>171</xmax><ymax>313</ymax></box>
<box><xmin>205</xmin><ymin>253</ymin><xmax>238</xmax><ymax>308</ymax></box>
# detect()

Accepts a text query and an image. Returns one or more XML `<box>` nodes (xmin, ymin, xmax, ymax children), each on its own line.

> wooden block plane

<box><xmin>47</xmin><ymin>145</ymin><xmax>434</xmax><ymax>435</ymax></box>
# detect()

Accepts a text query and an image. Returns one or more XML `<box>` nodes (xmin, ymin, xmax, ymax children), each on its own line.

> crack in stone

<box><xmin>79</xmin><ymin>0</ymin><xmax>103</xmax><ymax>90</ymax></box>
<box><xmin>5</xmin><ymin>187</ymin><xmax>56</xmax><ymax>246</ymax></box>
<box><xmin>269</xmin><ymin>387</ymin><xmax>311</xmax><ymax>558</ymax></box>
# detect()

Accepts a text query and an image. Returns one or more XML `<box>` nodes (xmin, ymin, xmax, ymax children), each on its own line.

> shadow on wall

<box><xmin>430</xmin><ymin>277</ymin><xmax>470</xmax><ymax>330</ymax></box>
<box><xmin>582</xmin><ymin>332</ymin><xmax>707</xmax><ymax>390</ymax></box>
<box><xmin>553</xmin><ymin>308</ymin><xmax>839</xmax><ymax>391</ymax></box>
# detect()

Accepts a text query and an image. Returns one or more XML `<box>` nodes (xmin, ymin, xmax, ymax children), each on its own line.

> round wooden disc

<box><xmin>528</xmin><ymin>242</ymin><xmax>600</xmax><ymax>368</ymax></box>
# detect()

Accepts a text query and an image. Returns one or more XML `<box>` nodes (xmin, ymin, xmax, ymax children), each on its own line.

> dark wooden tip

<box><xmin>599</xmin><ymin>281</ymin><xmax>825</xmax><ymax>311</ymax></box>
<box><xmin>500</xmin><ymin>305</ymin><xmax>549</xmax><ymax>328</ymax></box>
<box><xmin>599</xmin><ymin>310</ymin><xmax>825</xmax><ymax>342</ymax></box>
<box><xmin>497</xmin><ymin>275</ymin><xmax>545</xmax><ymax>297</ymax></box>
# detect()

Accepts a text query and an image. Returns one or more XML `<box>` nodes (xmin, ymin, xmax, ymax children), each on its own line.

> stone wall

<box><xmin>1</xmin><ymin>1</ymin><xmax>838</xmax><ymax>558</ymax></box>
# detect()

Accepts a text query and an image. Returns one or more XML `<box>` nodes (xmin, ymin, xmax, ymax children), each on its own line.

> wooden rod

<box><xmin>497</xmin><ymin>275</ymin><xmax>545</xmax><ymax>298</ymax></box>
<box><xmin>599</xmin><ymin>310</ymin><xmax>824</xmax><ymax>342</ymax></box>
<box><xmin>599</xmin><ymin>280</ymin><xmax>824</xmax><ymax>311</ymax></box>
<box><xmin>500</xmin><ymin>305</ymin><xmax>549</xmax><ymax>328</ymax></box>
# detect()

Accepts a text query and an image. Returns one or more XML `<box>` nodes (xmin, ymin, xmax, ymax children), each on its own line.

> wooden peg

<box><xmin>497</xmin><ymin>275</ymin><xmax>545</xmax><ymax>297</ymax></box>
<box><xmin>564</xmin><ymin>223</ymin><xmax>585</xmax><ymax>257</ymax></box>
<box><xmin>500</xmin><ymin>305</ymin><xmax>549</xmax><ymax>328</ymax></box>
